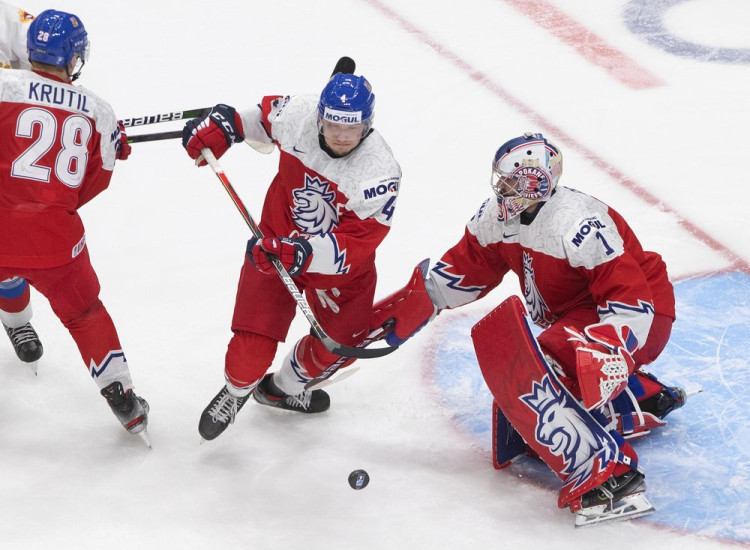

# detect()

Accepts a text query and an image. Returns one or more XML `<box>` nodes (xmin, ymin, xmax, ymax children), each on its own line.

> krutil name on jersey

<box><xmin>27</xmin><ymin>81</ymin><xmax>90</xmax><ymax>112</ymax></box>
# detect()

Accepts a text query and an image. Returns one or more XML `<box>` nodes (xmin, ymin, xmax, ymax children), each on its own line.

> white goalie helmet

<box><xmin>491</xmin><ymin>132</ymin><xmax>563</xmax><ymax>222</ymax></box>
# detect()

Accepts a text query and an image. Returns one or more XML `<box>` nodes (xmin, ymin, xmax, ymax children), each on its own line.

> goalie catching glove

<box><xmin>566</xmin><ymin>323</ymin><xmax>638</xmax><ymax>410</ymax></box>
<box><xmin>247</xmin><ymin>236</ymin><xmax>313</xmax><ymax>277</ymax></box>
<box><xmin>182</xmin><ymin>104</ymin><xmax>244</xmax><ymax>166</ymax></box>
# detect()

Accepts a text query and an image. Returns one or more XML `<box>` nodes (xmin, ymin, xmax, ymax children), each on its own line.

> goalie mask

<box><xmin>491</xmin><ymin>133</ymin><xmax>563</xmax><ymax>222</ymax></box>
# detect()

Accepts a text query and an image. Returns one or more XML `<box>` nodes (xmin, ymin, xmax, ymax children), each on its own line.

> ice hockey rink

<box><xmin>2</xmin><ymin>0</ymin><xmax>749</xmax><ymax>548</ymax></box>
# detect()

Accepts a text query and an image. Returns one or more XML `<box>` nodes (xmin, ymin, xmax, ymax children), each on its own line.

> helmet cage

<box><xmin>491</xmin><ymin>133</ymin><xmax>562</xmax><ymax>222</ymax></box>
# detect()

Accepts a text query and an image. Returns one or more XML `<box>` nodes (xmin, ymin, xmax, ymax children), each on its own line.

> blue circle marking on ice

<box><xmin>431</xmin><ymin>272</ymin><xmax>750</xmax><ymax>542</ymax></box>
<box><xmin>623</xmin><ymin>0</ymin><xmax>750</xmax><ymax>64</ymax></box>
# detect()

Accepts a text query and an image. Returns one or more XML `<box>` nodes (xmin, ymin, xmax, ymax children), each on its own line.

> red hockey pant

<box><xmin>0</xmin><ymin>249</ymin><xmax>124</xmax><ymax>370</ymax></box>
<box><xmin>224</xmin><ymin>255</ymin><xmax>376</xmax><ymax>388</ymax></box>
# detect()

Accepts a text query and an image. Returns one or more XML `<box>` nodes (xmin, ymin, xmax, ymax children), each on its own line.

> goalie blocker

<box><xmin>471</xmin><ymin>296</ymin><xmax>654</xmax><ymax>526</ymax></box>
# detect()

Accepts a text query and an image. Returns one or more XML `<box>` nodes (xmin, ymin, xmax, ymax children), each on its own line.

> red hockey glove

<box><xmin>566</xmin><ymin>323</ymin><xmax>638</xmax><ymax>410</ymax></box>
<box><xmin>247</xmin><ymin>236</ymin><xmax>313</xmax><ymax>277</ymax></box>
<box><xmin>182</xmin><ymin>104</ymin><xmax>244</xmax><ymax>166</ymax></box>
<box><xmin>370</xmin><ymin>259</ymin><xmax>438</xmax><ymax>347</ymax></box>
<box><xmin>115</xmin><ymin>121</ymin><xmax>131</xmax><ymax>161</ymax></box>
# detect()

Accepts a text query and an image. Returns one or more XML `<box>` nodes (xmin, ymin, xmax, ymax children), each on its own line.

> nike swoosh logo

<box><xmin>293</xmin><ymin>146</ymin><xmax>306</xmax><ymax>154</ymax></box>
<box><xmin>503</xmin><ymin>232</ymin><xmax>518</xmax><ymax>239</ymax></box>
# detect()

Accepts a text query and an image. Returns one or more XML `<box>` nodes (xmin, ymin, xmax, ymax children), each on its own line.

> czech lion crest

<box><xmin>292</xmin><ymin>174</ymin><xmax>338</xmax><ymax>236</ymax></box>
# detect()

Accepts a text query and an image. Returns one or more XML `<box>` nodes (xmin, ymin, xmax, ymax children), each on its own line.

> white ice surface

<box><xmin>2</xmin><ymin>0</ymin><xmax>748</xmax><ymax>548</ymax></box>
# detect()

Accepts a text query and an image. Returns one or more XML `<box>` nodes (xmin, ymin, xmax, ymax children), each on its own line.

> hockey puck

<box><xmin>348</xmin><ymin>469</ymin><xmax>370</xmax><ymax>490</ymax></box>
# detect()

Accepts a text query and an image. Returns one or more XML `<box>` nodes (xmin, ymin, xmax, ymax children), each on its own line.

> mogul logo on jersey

<box><xmin>520</xmin><ymin>374</ymin><xmax>613</xmax><ymax>490</ymax></box>
<box><xmin>323</xmin><ymin>107</ymin><xmax>362</xmax><ymax>125</ymax></box>
<box><xmin>292</xmin><ymin>174</ymin><xmax>338</xmax><ymax>236</ymax></box>
<box><xmin>570</xmin><ymin>216</ymin><xmax>607</xmax><ymax>248</ymax></box>
<box><xmin>363</xmin><ymin>179</ymin><xmax>398</xmax><ymax>200</ymax></box>
<box><xmin>522</xmin><ymin>252</ymin><xmax>554</xmax><ymax>328</ymax></box>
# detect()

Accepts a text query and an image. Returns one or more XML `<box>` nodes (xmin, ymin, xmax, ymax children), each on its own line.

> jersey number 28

<box><xmin>11</xmin><ymin>107</ymin><xmax>92</xmax><ymax>189</ymax></box>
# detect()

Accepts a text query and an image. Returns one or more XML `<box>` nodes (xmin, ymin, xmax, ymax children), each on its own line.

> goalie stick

<box><xmin>125</xmin><ymin>56</ymin><xmax>355</xmax><ymax>144</ymax></box>
<box><xmin>200</xmin><ymin>148</ymin><xmax>396</xmax><ymax>360</ymax></box>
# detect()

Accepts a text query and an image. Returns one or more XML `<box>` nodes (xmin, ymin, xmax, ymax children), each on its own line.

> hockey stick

<box><xmin>200</xmin><ymin>148</ymin><xmax>397</xmax><ymax>360</ymax></box>
<box><xmin>126</xmin><ymin>56</ymin><xmax>354</xmax><ymax>144</ymax></box>
<box><xmin>121</xmin><ymin>108</ymin><xmax>212</xmax><ymax>128</ymax></box>
<box><xmin>127</xmin><ymin>130</ymin><xmax>182</xmax><ymax>144</ymax></box>
<box><xmin>330</xmin><ymin>55</ymin><xmax>355</xmax><ymax>76</ymax></box>
<box><xmin>304</xmin><ymin>321</ymin><xmax>393</xmax><ymax>388</ymax></box>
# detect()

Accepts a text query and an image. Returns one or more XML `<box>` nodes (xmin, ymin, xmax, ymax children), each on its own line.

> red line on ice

<box><xmin>501</xmin><ymin>0</ymin><xmax>663</xmax><ymax>90</ymax></box>
<box><xmin>360</xmin><ymin>0</ymin><xmax>750</xmax><ymax>273</ymax></box>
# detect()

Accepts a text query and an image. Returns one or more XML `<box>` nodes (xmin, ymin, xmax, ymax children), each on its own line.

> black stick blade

<box><xmin>331</xmin><ymin>56</ymin><xmax>356</xmax><ymax>76</ymax></box>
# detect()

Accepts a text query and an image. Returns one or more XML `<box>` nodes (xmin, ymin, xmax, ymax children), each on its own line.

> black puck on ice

<box><xmin>348</xmin><ymin>469</ymin><xmax>370</xmax><ymax>490</ymax></box>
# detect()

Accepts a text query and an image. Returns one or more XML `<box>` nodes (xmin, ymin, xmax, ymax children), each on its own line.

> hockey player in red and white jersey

<box><xmin>379</xmin><ymin>132</ymin><xmax>686</xmax><ymax>526</ymax></box>
<box><xmin>182</xmin><ymin>71</ymin><xmax>401</xmax><ymax>441</ymax></box>
<box><xmin>0</xmin><ymin>1</ymin><xmax>33</xmax><ymax>70</ymax></box>
<box><xmin>0</xmin><ymin>9</ymin><xmax>149</xmax><ymax>441</ymax></box>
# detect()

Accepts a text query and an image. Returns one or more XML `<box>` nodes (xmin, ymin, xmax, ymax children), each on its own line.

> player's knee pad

<box><xmin>225</xmin><ymin>331</ymin><xmax>278</xmax><ymax>389</ymax></box>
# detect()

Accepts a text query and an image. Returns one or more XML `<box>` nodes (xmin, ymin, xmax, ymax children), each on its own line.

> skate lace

<box><xmin>209</xmin><ymin>390</ymin><xmax>240</xmax><ymax>424</ymax></box>
<box><xmin>6</xmin><ymin>323</ymin><xmax>38</xmax><ymax>346</ymax></box>
<box><xmin>286</xmin><ymin>391</ymin><xmax>312</xmax><ymax>410</ymax></box>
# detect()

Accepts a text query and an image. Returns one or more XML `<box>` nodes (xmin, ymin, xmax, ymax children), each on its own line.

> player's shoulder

<box><xmin>550</xmin><ymin>187</ymin><xmax>625</xmax><ymax>266</ymax></box>
<box><xmin>466</xmin><ymin>197</ymin><xmax>511</xmax><ymax>246</ymax></box>
<box><xmin>351</xmin><ymin>130</ymin><xmax>400</xmax><ymax>172</ymax></box>
<box><xmin>267</xmin><ymin>93</ymin><xmax>316</xmax><ymax>126</ymax></box>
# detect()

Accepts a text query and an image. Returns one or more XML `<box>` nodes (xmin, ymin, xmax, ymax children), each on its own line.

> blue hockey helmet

<box><xmin>317</xmin><ymin>73</ymin><xmax>375</xmax><ymax>136</ymax></box>
<box><xmin>491</xmin><ymin>132</ymin><xmax>563</xmax><ymax>222</ymax></box>
<box><xmin>27</xmin><ymin>10</ymin><xmax>89</xmax><ymax>79</ymax></box>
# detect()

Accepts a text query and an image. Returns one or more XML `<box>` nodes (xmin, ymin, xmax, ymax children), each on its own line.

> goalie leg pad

<box><xmin>471</xmin><ymin>296</ymin><xmax>624</xmax><ymax>508</ymax></box>
<box><xmin>493</xmin><ymin>401</ymin><xmax>527</xmax><ymax>469</ymax></box>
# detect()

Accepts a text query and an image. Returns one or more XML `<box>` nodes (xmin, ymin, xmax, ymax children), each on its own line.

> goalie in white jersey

<box><xmin>382</xmin><ymin>132</ymin><xmax>686</xmax><ymax>526</ymax></box>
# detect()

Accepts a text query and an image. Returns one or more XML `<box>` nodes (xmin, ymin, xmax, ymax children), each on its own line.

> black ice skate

<box><xmin>639</xmin><ymin>385</ymin><xmax>687</xmax><ymax>420</ymax></box>
<box><xmin>574</xmin><ymin>470</ymin><xmax>655</xmax><ymax>528</ymax></box>
<box><xmin>253</xmin><ymin>373</ymin><xmax>330</xmax><ymax>413</ymax></box>
<box><xmin>198</xmin><ymin>385</ymin><xmax>250</xmax><ymax>441</ymax></box>
<box><xmin>4</xmin><ymin>322</ymin><xmax>43</xmax><ymax>367</ymax></box>
<box><xmin>101</xmin><ymin>381</ymin><xmax>151</xmax><ymax>447</ymax></box>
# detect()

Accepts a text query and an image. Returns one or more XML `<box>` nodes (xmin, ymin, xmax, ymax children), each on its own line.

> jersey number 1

<box><xmin>11</xmin><ymin>107</ymin><xmax>92</xmax><ymax>188</ymax></box>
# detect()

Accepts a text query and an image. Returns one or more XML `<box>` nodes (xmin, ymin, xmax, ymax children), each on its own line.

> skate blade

<box><xmin>26</xmin><ymin>360</ymin><xmax>39</xmax><ymax>376</ymax></box>
<box><xmin>574</xmin><ymin>493</ymin><xmax>655</xmax><ymax>528</ymax></box>
<box><xmin>307</xmin><ymin>366</ymin><xmax>360</xmax><ymax>389</ymax></box>
<box><xmin>137</xmin><ymin>429</ymin><xmax>152</xmax><ymax>448</ymax></box>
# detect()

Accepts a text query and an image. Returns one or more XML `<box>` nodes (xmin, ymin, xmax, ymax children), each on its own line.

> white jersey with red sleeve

<box><xmin>0</xmin><ymin>69</ymin><xmax>121</xmax><ymax>268</ymax></box>
<box><xmin>238</xmin><ymin>94</ymin><xmax>401</xmax><ymax>288</ymax></box>
<box><xmin>0</xmin><ymin>3</ymin><xmax>33</xmax><ymax>70</ymax></box>
<box><xmin>427</xmin><ymin>186</ymin><xmax>675</xmax><ymax>350</ymax></box>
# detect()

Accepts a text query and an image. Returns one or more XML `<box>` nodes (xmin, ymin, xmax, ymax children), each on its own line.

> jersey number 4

<box><xmin>11</xmin><ymin>107</ymin><xmax>93</xmax><ymax>188</ymax></box>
